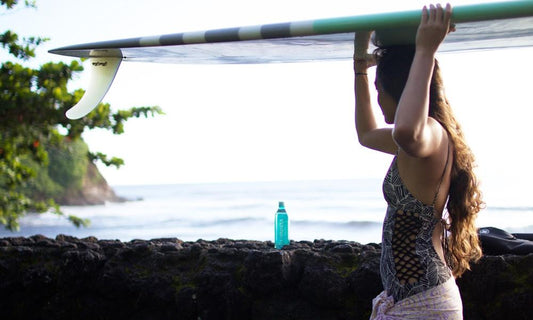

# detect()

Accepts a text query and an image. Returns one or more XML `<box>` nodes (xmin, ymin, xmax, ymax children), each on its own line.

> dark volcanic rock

<box><xmin>0</xmin><ymin>236</ymin><xmax>531</xmax><ymax>320</ymax></box>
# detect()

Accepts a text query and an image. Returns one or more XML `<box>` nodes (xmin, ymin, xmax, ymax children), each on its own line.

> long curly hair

<box><xmin>374</xmin><ymin>45</ymin><xmax>483</xmax><ymax>277</ymax></box>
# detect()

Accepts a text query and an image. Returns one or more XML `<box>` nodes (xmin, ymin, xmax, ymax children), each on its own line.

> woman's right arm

<box><xmin>353</xmin><ymin>32</ymin><xmax>397</xmax><ymax>155</ymax></box>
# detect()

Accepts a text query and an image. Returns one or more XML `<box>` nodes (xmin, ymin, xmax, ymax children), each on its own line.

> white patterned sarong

<box><xmin>370</xmin><ymin>278</ymin><xmax>463</xmax><ymax>320</ymax></box>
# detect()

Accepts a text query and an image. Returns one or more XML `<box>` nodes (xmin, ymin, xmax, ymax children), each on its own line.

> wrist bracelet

<box><xmin>355</xmin><ymin>72</ymin><xmax>368</xmax><ymax>76</ymax></box>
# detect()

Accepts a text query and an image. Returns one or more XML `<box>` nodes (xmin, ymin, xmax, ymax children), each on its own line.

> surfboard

<box><xmin>49</xmin><ymin>0</ymin><xmax>533</xmax><ymax>119</ymax></box>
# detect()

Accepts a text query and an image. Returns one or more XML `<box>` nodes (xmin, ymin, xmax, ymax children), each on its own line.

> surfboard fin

<box><xmin>66</xmin><ymin>56</ymin><xmax>122</xmax><ymax>119</ymax></box>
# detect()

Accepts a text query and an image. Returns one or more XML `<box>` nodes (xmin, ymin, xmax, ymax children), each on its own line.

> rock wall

<box><xmin>0</xmin><ymin>236</ymin><xmax>531</xmax><ymax>320</ymax></box>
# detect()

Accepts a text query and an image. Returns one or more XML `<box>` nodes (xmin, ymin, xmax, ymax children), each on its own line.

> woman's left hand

<box><xmin>416</xmin><ymin>3</ymin><xmax>454</xmax><ymax>54</ymax></box>
<box><xmin>353</xmin><ymin>31</ymin><xmax>376</xmax><ymax>71</ymax></box>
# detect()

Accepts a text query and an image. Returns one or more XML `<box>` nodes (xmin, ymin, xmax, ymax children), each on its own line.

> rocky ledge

<box><xmin>0</xmin><ymin>236</ymin><xmax>531</xmax><ymax>320</ymax></box>
<box><xmin>56</xmin><ymin>162</ymin><xmax>126</xmax><ymax>206</ymax></box>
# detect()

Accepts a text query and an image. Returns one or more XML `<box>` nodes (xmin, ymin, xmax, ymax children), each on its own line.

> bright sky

<box><xmin>1</xmin><ymin>0</ymin><xmax>532</xmax><ymax>197</ymax></box>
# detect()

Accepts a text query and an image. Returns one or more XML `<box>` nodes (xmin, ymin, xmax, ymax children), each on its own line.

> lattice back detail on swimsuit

<box><xmin>392</xmin><ymin>209</ymin><xmax>426</xmax><ymax>286</ymax></box>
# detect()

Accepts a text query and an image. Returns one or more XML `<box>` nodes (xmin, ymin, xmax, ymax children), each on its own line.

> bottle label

<box><xmin>275</xmin><ymin>214</ymin><xmax>289</xmax><ymax>249</ymax></box>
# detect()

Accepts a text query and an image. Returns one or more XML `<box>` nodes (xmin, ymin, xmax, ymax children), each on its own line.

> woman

<box><xmin>353</xmin><ymin>4</ymin><xmax>483</xmax><ymax>319</ymax></box>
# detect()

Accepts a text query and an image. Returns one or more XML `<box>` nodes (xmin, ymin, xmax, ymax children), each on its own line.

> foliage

<box><xmin>0</xmin><ymin>0</ymin><xmax>163</xmax><ymax>231</ymax></box>
<box><xmin>22</xmin><ymin>134</ymin><xmax>89</xmax><ymax>201</ymax></box>
<box><xmin>47</xmin><ymin>138</ymin><xmax>89</xmax><ymax>190</ymax></box>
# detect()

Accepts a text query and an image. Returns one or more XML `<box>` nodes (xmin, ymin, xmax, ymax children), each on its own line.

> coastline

<box><xmin>6</xmin><ymin>179</ymin><xmax>530</xmax><ymax>243</ymax></box>
<box><xmin>0</xmin><ymin>235</ymin><xmax>531</xmax><ymax>319</ymax></box>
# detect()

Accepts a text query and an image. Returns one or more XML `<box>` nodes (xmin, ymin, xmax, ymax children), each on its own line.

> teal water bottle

<box><xmin>275</xmin><ymin>201</ymin><xmax>289</xmax><ymax>249</ymax></box>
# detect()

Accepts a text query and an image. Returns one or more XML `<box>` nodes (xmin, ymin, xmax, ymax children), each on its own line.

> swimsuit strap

<box><xmin>431</xmin><ymin>139</ymin><xmax>451</xmax><ymax>208</ymax></box>
<box><xmin>435</xmin><ymin>139</ymin><xmax>452</xmax><ymax>269</ymax></box>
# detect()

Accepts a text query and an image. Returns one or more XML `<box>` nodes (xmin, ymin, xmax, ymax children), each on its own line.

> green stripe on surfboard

<box><xmin>313</xmin><ymin>1</ymin><xmax>533</xmax><ymax>34</ymax></box>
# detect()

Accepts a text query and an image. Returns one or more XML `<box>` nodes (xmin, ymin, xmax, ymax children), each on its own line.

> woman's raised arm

<box><xmin>353</xmin><ymin>32</ymin><xmax>397</xmax><ymax>155</ymax></box>
<box><xmin>392</xmin><ymin>3</ymin><xmax>453</xmax><ymax>157</ymax></box>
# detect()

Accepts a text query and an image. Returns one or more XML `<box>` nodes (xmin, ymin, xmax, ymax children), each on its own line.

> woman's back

<box><xmin>381</xmin><ymin>155</ymin><xmax>452</xmax><ymax>302</ymax></box>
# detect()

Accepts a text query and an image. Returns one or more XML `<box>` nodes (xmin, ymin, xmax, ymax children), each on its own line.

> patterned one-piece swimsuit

<box><xmin>380</xmin><ymin>153</ymin><xmax>453</xmax><ymax>303</ymax></box>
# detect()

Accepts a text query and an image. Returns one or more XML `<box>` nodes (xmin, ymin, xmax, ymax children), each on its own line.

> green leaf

<box><xmin>68</xmin><ymin>215</ymin><xmax>90</xmax><ymax>228</ymax></box>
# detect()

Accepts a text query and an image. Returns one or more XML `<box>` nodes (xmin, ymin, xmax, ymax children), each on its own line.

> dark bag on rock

<box><xmin>478</xmin><ymin>227</ymin><xmax>533</xmax><ymax>255</ymax></box>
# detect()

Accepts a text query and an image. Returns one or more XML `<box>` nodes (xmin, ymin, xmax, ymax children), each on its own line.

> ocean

<box><xmin>1</xmin><ymin>179</ymin><xmax>532</xmax><ymax>243</ymax></box>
